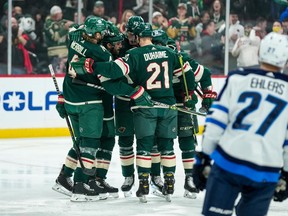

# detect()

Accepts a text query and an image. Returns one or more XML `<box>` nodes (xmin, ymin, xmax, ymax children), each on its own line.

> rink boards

<box><xmin>0</xmin><ymin>75</ymin><xmax>226</xmax><ymax>138</ymax></box>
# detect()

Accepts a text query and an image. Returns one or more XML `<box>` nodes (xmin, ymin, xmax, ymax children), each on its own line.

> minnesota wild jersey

<box><xmin>94</xmin><ymin>44</ymin><xmax>194</xmax><ymax>105</ymax></box>
<box><xmin>63</xmin><ymin>39</ymin><xmax>112</xmax><ymax>102</ymax></box>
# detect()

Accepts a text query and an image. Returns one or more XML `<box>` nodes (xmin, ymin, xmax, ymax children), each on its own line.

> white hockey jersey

<box><xmin>202</xmin><ymin>68</ymin><xmax>288</xmax><ymax>183</ymax></box>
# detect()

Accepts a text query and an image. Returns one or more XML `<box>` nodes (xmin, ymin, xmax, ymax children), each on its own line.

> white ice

<box><xmin>0</xmin><ymin>137</ymin><xmax>287</xmax><ymax>216</ymax></box>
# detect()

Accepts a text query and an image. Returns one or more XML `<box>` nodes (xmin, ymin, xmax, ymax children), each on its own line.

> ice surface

<box><xmin>0</xmin><ymin>137</ymin><xmax>287</xmax><ymax>216</ymax></box>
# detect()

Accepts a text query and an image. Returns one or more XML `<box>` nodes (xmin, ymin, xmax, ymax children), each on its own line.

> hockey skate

<box><xmin>95</xmin><ymin>178</ymin><xmax>119</xmax><ymax>198</ymax></box>
<box><xmin>52</xmin><ymin>164</ymin><xmax>73</xmax><ymax>197</ymax></box>
<box><xmin>121</xmin><ymin>175</ymin><xmax>134</xmax><ymax>197</ymax></box>
<box><xmin>183</xmin><ymin>175</ymin><xmax>199</xmax><ymax>199</ymax></box>
<box><xmin>88</xmin><ymin>179</ymin><xmax>108</xmax><ymax>200</ymax></box>
<box><xmin>162</xmin><ymin>173</ymin><xmax>175</xmax><ymax>202</ymax></box>
<box><xmin>70</xmin><ymin>182</ymin><xmax>99</xmax><ymax>202</ymax></box>
<box><xmin>136</xmin><ymin>173</ymin><xmax>149</xmax><ymax>203</ymax></box>
<box><xmin>150</xmin><ymin>175</ymin><xmax>164</xmax><ymax>198</ymax></box>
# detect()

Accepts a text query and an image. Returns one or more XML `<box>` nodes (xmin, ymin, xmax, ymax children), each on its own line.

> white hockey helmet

<box><xmin>259</xmin><ymin>32</ymin><xmax>288</xmax><ymax>68</ymax></box>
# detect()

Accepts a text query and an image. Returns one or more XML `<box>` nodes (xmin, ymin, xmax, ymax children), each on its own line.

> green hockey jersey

<box><xmin>63</xmin><ymin>39</ymin><xmax>112</xmax><ymax>102</ymax></box>
<box><xmin>93</xmin><ymin>44</ymin><xmax>195</xmax><ymax>105</ymax></box>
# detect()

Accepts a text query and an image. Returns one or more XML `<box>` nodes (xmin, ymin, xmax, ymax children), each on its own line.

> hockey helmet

<box><xmin>125</xmin><ymin>16</ymin><xmax>144</xmax><ymax>33</ymax></box>
<box><xmin>259</xmin><ymin>32</ymin><xmax>288</xmax><ymax>68</ymax></box>
<box><xmin>132</xmin><ymin>22</ymin><xmax>153</xmax><ymax>38</ymax></box>
<box><xmin>83</xmin><ymin>16</ymin><xmax>107</xmax><ymax>37</ymax></box>
<box><xmin>152</xmin><ymin>29</ymin><xmax>168</xmax><ymax>46</ymax></box>
<box><xmin>103</xmin><ymin>21</ymin><xmax>123</xmax><ymax>43</ymax></box>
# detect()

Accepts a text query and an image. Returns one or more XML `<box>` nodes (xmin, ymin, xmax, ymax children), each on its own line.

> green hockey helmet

<box><xmin>133</xmin><ymin>22</ymin><xmax>153</xmax><ymax>37</ymax></box>
<box><xmin>152</xmin><ymin>29</ymin><xmax>168</xmax><ymax>46</ymax></box>
<box><xmin>103</xmin><ymin>21</ymin><xmax>123</xmax><ymax>43</ymax></box>
<box><xmin>166</xmin><ymin>38</ymin><xmax>177</xmax><ymax>51</ymax></box>
<box><xmin>83</xmin><ymin>16</ymin><xmax>107</xmax><ymax>37</ymax></box>
<box><xmin>125</xmin><ymin>16</ymin><xmax>144</xmax><ymax>33</ymax></box>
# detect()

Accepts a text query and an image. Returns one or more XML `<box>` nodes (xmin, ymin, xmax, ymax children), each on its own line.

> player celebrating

<box><xmin>114</xmin><ymin>16</ymin><xmax>145</xmax><ymax>197</ymax></box>
<box><xmin>193</xmin><ymin>32</ymin><xmax>288</xmax><ymax>215</ymax></box>
<box><xmin>70</xmin><ymin>22</ymin><xmax>196</xmax><ymax>202</ymax></box>
<box><xmin>151</xmin><ymin>29</ymin><xmax>217</xmax><ymax>199</ymax></box>
<box><xmin>92</xmin><ymin>22</ymin><xmax>124</xmax><ymax>198</ymax></box>
<box><xmin>53</xmin><ymin>16</ymin><xmax>151</xmax><ymax>202</ymax></box>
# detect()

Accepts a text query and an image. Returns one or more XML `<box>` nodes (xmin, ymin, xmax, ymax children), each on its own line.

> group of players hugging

<box><xmin>52</xmin><ymin>15</ymin><xmax>216</xmax><ymax>203</ymax></box>
<box><xmin>50</xmin><ymin>13</ymin><xmax>288</xmax><ymax>216</ymax></box>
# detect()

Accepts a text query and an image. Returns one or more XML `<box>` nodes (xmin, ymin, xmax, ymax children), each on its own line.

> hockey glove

<box><xmin>273</xmin><ymin>170</ymin><xmax>288</xmax><ymax>202</ymax></box>
<box><xmin>183</xmin><ymin>91</ymin><xmax>198</xmax><ymax>109</ymax></box>
<box><xmin>200</xmin><ymin>89</ymin><xmax>217</xmax><ymax>113</ymax></box>
<box><xmin>56</xmin><ymin>94</ymin><xmax>67</xmax><ymax>119</ymax></box>
<box><xmin>130</xmin><ymin>86</ymin><xmax>154</xmax><ymax>107</ymax></box>
<box><xmin>192</xmin><ymin>152</ymin><xmax>212</xmax><ymax>191</ymax></box>
<box><xmin>70</xmin><ymin>57</ymin><xmax>94</xmax><ymax>77</ymax></box>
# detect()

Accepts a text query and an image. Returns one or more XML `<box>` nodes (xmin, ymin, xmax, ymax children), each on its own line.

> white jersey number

<box><xmin>146</xmin><ymin>61</ymin><xmax>169</xmax><ymax>90</ymax></box>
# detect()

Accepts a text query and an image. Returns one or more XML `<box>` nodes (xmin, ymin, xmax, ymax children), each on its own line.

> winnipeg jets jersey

<box><xmin>202</xmin><ymin>68</ymin><xmax>288</xmax><ymax>183</ymax></box>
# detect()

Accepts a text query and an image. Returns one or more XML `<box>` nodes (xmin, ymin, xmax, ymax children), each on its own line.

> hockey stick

<box><xmin>152</xmin><ymin>100</ymin><xmax>206</xmax><ymax>117</ymax></box>
<box><xmin>71</xmin><ymin>77</ymin><xmax>206</xmax><ymax>116</ymax></box>
<box><xmin>48</xmin><ymin>64</ymin><xmax>96</xmax><ymax>176</ymax></box>
<box><xmin>72</xmin><ymin>78</ymin><xmax>105</xmax><ymax>91</ymax></box>
<box><xmin>176</xmin><ymin>41</ymin><xmax>189</xmax><ymax>97</ymax></box>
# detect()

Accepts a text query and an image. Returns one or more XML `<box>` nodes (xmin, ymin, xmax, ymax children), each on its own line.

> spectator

<box><xmin>13</xmin><ymin>6</ymin><xmax>23</xmax><ymax>20</ymax></box>
<box><xmin>186</xmin><ymin>0</ymin><xmax>202</xmax><ymax>25</ymax></box>
<box><xmin>253</xmin><ymin>17</ymin><xmax>268</xmax><ymax>39</ymax></box>
<box><xmin>0</xmin><ymin>2</ymin><xmax>8</xmax><ymax>32</ymax></box>
<box><xmin>18</xmin><ymin>15</ymin><xmax>37</xmax><ymax>51</ymax></box>
<box><xmin>63</xmin><ymin>0</ymin><xmax>78</xmax><ymax>21</ymax></box>
<box><xmin>228</xmin><ymin>10</ymin><xmax>244</xmax><ymax>71</ymax></box>
<box><xmin>167</xmin><ymin>3</ymin><xmax>196</xmax><ymax>55</ymax></box>
<box><xmin>281</xmin><ymin>8</ymin><xmax>288</xmax><ymax>35</ymax></box>
<box><xmin>117</xmin><ymin>9</ymin><xmax>135</xmax><ymax>33</ymax></box>
<box><xmin>73</xmin><ymin>8</ymin><xmax>87</xmax><ymax>24</ymax></box>
<box><xmin>231</xmin><ymin>23</ymin><xmax>261</xmax><ymax>68</ymax></box>
<box><xmin>279</xmin><ymin>7</ymin><xmax>288</xmax><ymax>23</ymax></box>
<box><xmin>0</xmin><ymin>17</ymin><xmax>34</xmax><ymax>74</ymax></box>
<box><xmin>209</xmin><ymin>0</ymin><xmax>225</xmax><ymax>31</ymax></box>
<box><xmin>151</xmin><ymin>11</ymin><xmax>168</xmax><ymax>30</ymax></box>
<box><xmin>44</xmin><ymin>5</ymin><xmax>73</xmax><ymax>74</ymax></box>
<box><xmin>272</xmin><ymin>20</ymin><xmax>283</xmax><ymax>34</ymax></box>
<box><xmin>31</xmin><ymin>8</ymin><xmax>48</xmax><ymax>72</ymax></box>
<box><xmin>282</xmin><ymin>17</ymin><xmax>288</xmax><ymax>35</ymax></box>
<box><xmin>133</xmin><ymin>0</ymin><xmax>149</xmax><ymax>21</ymax></box>
<box><xmin>165</xmin><ymin>0</ymin><xmax>180</xmax><ymax>19</ymax></box>
<box><xmin>153</xmin><ymin>0</ymin><xmax>168</xmax><ymax>17</ymax></box>
<box><xmin>92</xmin><ymin>1</ymin><xmax>109</xmax><ymax>21</ymax></box>
<box><xmin>195</xmin><ymin>10</ymin><xmax>211</xmax><ymax>56</ymax></box>
<box><xmin>199</xmin><ymin>19</ymin><xmax>224</xmax><ymax>74</ymax></box>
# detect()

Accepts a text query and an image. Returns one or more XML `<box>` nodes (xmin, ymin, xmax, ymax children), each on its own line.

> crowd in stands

<box><xmin>0</xmin><ymin>0</ymin><xmax>287</xmax><ymax>75</ymax></box>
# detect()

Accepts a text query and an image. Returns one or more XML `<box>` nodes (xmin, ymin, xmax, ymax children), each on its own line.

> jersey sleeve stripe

<box><xmin>284</xmin><ymin>140</ymin><xmax>288</xmax><ymax>147</ymax></box>
<box><xmin>194</xmin><ymin>65</ymin><xmax>204</xmax><ymax>82</ymax></box>
<box><xmin>205</xmin><ymin>117</ymin><xmax>227</xmax><ymax>130</ymax></box>
<box><xmin>115</xmin><ymin>58</ymin><xmax>130</xmax><ymax>75</ymax></box>
<box><xmin>173</xmin><ymin>62</ymin><xmax>192</xmax><ymax>77</ymax></box>
<box><xmin>211</xmin><ymin>104</ymin><xmax>229</xmax><ymax>113</ymax></box>
<box><xmin>131</xmin><ymin>86</ymin><xmax>144</xmax><ymax>100</ymax></box>
<box><xmin>211</xmin><ymin>147</ymin><xmax>280</xmax><ymax>182</ymax></box>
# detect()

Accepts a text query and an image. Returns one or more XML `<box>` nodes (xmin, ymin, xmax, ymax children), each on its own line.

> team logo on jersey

<box><xmin>172</xmin><ymin>127</ymin><xmax>176</xmax><ymax>133</ymax></box>
<box><xmin>118</xmin><ymin>127</ymin><xmax>126</xmax><ymax>133</ymax></box>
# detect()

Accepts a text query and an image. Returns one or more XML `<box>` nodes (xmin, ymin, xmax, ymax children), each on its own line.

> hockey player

<box><xmin>53</xmin><ymin>16</ymin><xmax>152</xmax><ymax>202</ymax></box>
<box><xmin>114</xmin><ymin>16</ymin><xmax>145</xmax><ymax>197</ymax></box>
<box><xmin>151</xmin><ymin>29</ymin><xmax>217</xmax><ymax>199</ymax></box>
<box><xmin>92</xmin><ymin>22</ymin><xmax>124</xmax><ymax>198</ymax></box>
<box><xmin>70</xmin><ymin>22</ymin><xmax>197</xmax><ymax>202</ymax></box>
<box><xmin>193</xmin><ymin>32</ymin><xmax>288</xmax><ymax>215</ymax></box>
